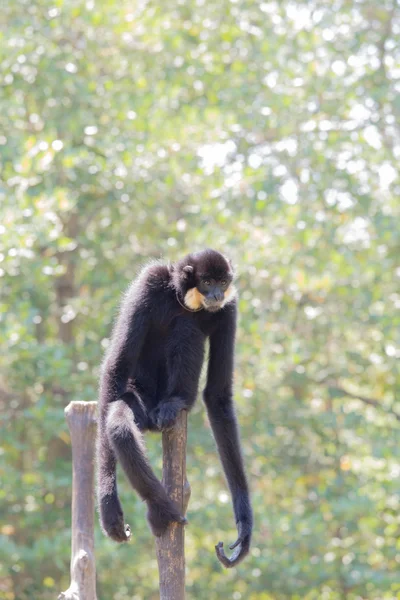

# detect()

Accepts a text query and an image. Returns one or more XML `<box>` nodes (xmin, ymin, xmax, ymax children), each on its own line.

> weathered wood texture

<box><xmin>156</xmin><ymin>410</ymin><xmax>191</xmax><ymax>600</ymax></box>
<box><xmin>58</xmin><ymin>401</ymin><xmax>98</xmax><ymax>600</ymax></box>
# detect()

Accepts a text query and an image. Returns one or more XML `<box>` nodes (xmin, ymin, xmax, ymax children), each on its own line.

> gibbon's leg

<box><xmin>150</xmin><ymin>318</ymin><xmax>205</xmax><ymax>431</ymax></box>
<box><xmin>97</xmin><ymin>390</ymin><xmax>149</xmax><ymax>542</ymax></box>
<box><xmin>106</xmin><ymin>397</ymin><xmax>186</xmax><ymax>536</ymax></box>
<box><xmin>97</xmin><ymin>428</ymin><xmax>130</xmax><ymax>542</ymax></box>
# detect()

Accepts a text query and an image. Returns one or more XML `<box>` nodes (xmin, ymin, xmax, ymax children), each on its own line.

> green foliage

<box><xmin>1</xmin><ymin>0</ymin><xmax>399</xmax><ymax>599</ymax></box>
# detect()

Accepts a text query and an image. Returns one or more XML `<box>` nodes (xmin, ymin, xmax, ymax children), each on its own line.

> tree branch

<box><xmin>318</xmin><ymin>381</ymin><xmax>400</xmax><ymax>422</ymax></box>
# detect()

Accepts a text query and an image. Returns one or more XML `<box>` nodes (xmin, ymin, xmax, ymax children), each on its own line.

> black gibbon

<box><xmin>96</xmin><ymin>248</ymin><xmax>252</xmax><ymax>567</ymax></box>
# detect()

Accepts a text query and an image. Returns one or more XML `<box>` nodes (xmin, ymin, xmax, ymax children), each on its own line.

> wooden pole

<box><xmin>155</xmin><ymin>410</ymin><xmax>191</xmax><ymax>600</ymax></box>
<box><xmin>59</xmin><ymin>401</ymin><xmax>98</xmax><ymax>600</ymax></box>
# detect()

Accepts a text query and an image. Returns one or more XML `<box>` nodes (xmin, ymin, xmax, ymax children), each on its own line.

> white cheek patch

<box><xmin>221</xmin><ymin>284</ymin><xmax>237</xmax><ymax>306</ymax></box>
<box><xmin>185</xmin><ymin>284</ymin><xmax>237</xmax><ymax>311</ymax></box>
<box><xmin>184</xmin><ymin>287</ymin><xmax>204</xmax><ymax>310</ymax></box>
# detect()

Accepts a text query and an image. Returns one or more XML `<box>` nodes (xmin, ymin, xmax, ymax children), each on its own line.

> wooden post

<box><xmin>156</xmin><ymin>410</ymin><xmax>191</xmax><ymax>600</ymax></box>
<box><xmin>59</xmin><ymin>401</ymin><xmax>98</xmax><ymax>600</ymax></box>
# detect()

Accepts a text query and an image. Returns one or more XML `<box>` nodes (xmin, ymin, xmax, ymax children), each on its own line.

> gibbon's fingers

<box><xmin>229</xmin><ymin>535</ymin><xmax>243</xmax><ymax>550</ymax></box>
<box><xmin>215</xmin><ymin>519</ymin><xmax>251</xmax><ymax>568</ymax></box>
<box><xmin>215</xmin><ymin>540</ymin><xmax>247</xmax><ymax>568</ymax></box>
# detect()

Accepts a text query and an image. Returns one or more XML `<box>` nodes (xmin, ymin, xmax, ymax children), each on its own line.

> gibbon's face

<box><xmin>181</xmin><ymin>249</ymin><xmax>236</xmax><ymax>312</ymax></box>
<box><xmin>196</xmin><ymin>275</ymin><xmax>234</xmax><ymax>312</ymax></box>
<box><xmin>183</xmin><ymin>270</ymin><xmax>236</xmax><ymax>312</ymax></box>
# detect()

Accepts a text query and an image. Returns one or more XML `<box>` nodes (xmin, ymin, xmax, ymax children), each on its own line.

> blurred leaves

<box><xmin>1</xmin><ymin>0</ymin><xmax>400</xmax><ymax>599</ymax></box>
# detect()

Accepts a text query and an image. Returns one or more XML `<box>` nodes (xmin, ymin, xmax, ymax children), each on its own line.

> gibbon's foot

<box><xmin>149</xmin><ymin>398</ymin><xmax>185</xmax><ymax>431</ymax></box>
<box><xmin>146</xmin><ymin>499</ymin><xmax>187</xmax><ymax>537</ymax></box>
<box><xmin>99</xmin><ymin>494</ymin><xmax>131</xmax><ymax>543</ymax></box>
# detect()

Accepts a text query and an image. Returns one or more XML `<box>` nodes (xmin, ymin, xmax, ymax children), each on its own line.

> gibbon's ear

<box><xmin>182</xmin><ymin>265</ymin><xmax>194</xmax><ymax>279</ymax></box>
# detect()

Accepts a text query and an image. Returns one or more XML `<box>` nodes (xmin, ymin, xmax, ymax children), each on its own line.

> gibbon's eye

<box><xmin>203</xmin><ymin>280</ymin><xmax>211</xmax><ymax>286</ymax></box>
<box><xmin>221</xmin><ymin>280</ymin><xmax>227</xmax><ymax>286</ymax></box>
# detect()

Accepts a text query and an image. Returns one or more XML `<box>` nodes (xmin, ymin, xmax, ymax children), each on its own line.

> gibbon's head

<box><xmin>177</xmin><ymin>249</ymin><xmax>236</xmax><ymax>312</ymax></box>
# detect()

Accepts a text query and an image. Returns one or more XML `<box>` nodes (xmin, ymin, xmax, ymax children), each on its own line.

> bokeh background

<box><xmin>1</xmin><ymin>1</ymin><xmax>400</xmax><ymax>599</ymax></box>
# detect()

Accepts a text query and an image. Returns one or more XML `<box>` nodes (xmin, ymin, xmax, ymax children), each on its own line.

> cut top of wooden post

<box><xmin>65</xmin><ymin>400</ymin><xmax>98</xmax><ymax>426</ymax></box>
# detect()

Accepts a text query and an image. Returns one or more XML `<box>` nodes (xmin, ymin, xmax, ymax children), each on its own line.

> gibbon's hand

<box><xmin>215</xmin><ymin>519</ymin><xmax>252</xmax><ymax>568</ymax></box>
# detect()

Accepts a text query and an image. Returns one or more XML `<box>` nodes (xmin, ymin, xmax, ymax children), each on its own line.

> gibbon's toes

<box><xmin>99</xmin><ymin>495</ymin><xmax>130</xmax><ymax>543</ymax></box>
<box><xmin>104</xmin><ymin>518</ymin><xmax>131</xmax><ymax>543</ymax></box>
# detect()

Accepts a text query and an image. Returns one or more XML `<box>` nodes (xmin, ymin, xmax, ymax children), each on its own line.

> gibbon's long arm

<box><xmin>203</xmin><ymin>301</ymin><xmax>253</xmax><ymax>568</ymax></box>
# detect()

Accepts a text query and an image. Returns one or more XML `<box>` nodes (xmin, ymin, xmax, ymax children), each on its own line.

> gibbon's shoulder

<box><xmin>125</xmin><ymin>259</ymin><xmax>172</xmax><ymax>298</ymax></box>
<box><xmin>142</xmin><ymin>259</ymin><xmax>172</xmax><ymax>287</ymax></box>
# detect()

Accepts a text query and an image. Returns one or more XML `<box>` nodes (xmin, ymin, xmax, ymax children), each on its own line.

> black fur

<box><xmin>96</xmin><ymin>249</ymin><xmax>252</xmax><ymax>566</ymax></box>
